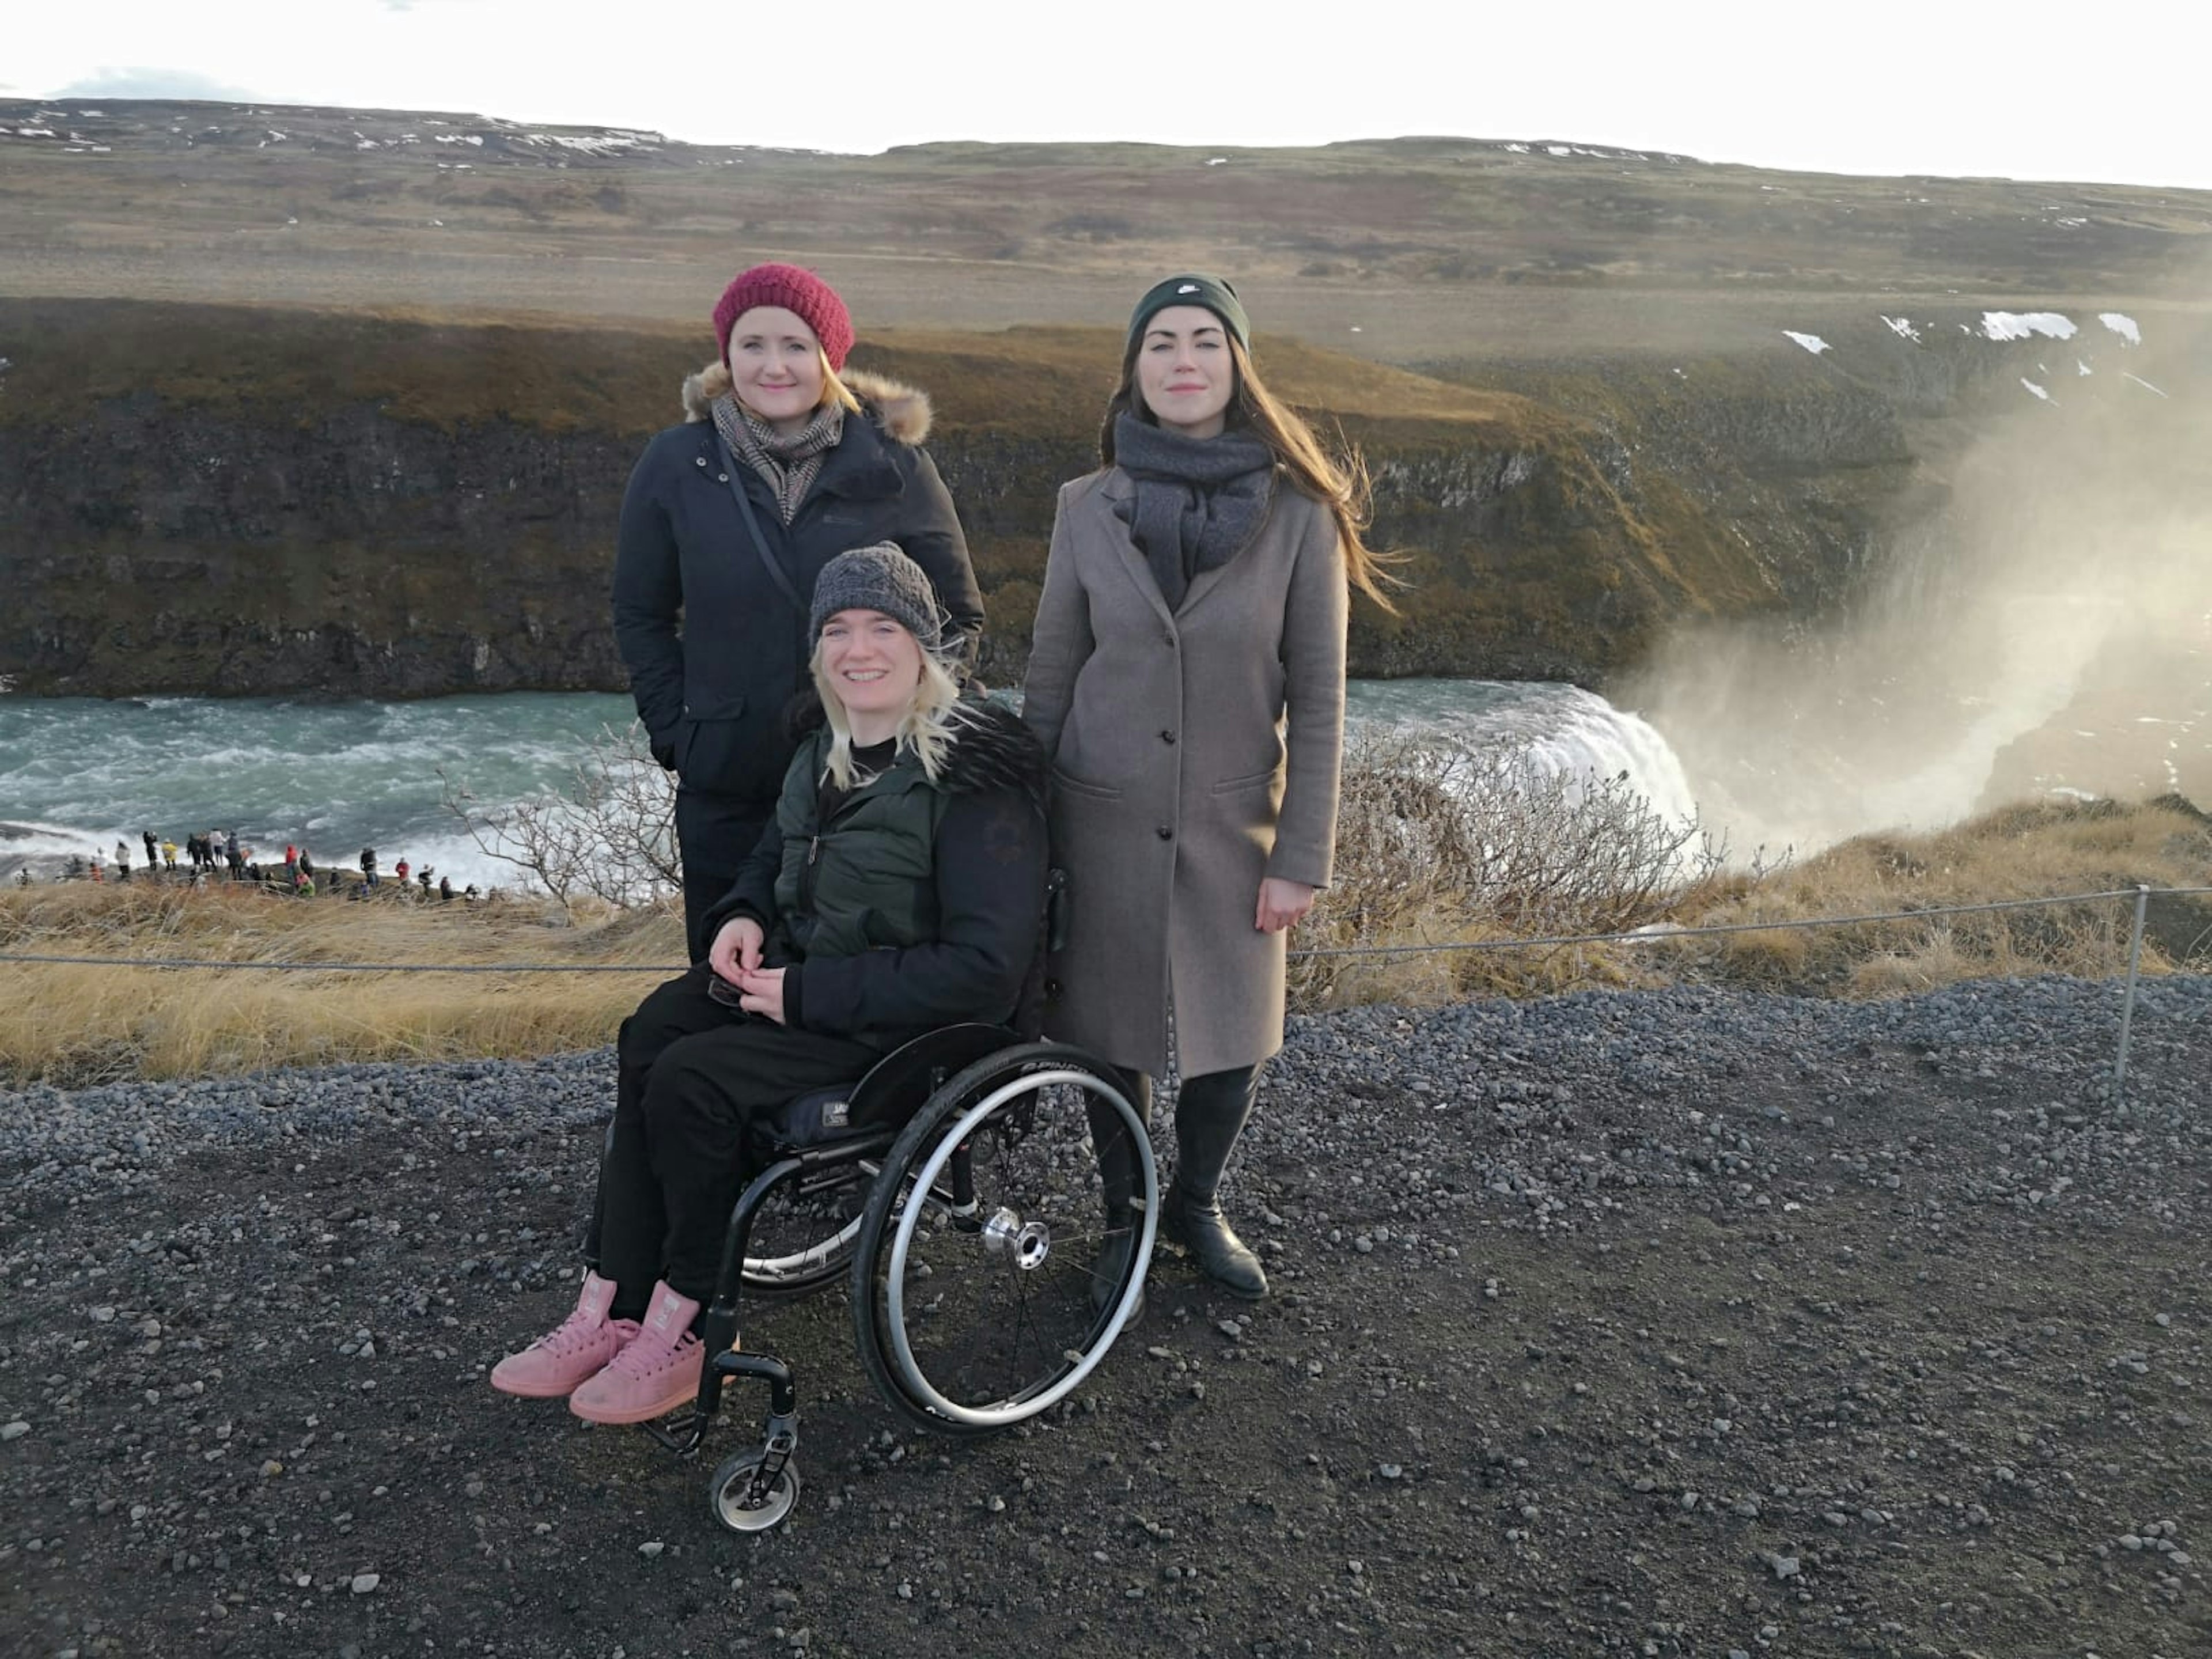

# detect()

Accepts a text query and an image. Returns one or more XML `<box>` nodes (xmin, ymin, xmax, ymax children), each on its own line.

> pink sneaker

<box><xmin>490</xmin><ymin>1271</ymin><xmax>639</xmax><ymax>1399</ymax></box>
<box><xmin>569</xmin><ymin>1281</ymin><xmax>709</xmax><ymax>1425</ymax></box>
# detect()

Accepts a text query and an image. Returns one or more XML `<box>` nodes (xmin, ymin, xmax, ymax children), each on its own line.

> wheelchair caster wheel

<box><xmin>708</xmin><ymin>1450</ymin><xmax>800</xmax><ymax>1533</ymax></box>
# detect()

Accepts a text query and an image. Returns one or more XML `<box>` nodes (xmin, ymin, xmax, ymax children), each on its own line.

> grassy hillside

<box><xmin>3</xmin><ymin>100</ymin><xmax>2207</xmax><ymax>364</ymax></box>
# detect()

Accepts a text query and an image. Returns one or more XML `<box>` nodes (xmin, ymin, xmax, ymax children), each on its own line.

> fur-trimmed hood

<box><xmin>937</xmin><ymin>699</ymin><xmax>1049</xmax><ymax>809</ymax></box>
<box><xmin>789</xmin><ymin>695</ymin><xmax>1048</xmax><ymax>812</ymax></box>
<box><xmin>680</xmin><ymin>361</ymin><xmax>933</xmax><ymax>446</ymax></box>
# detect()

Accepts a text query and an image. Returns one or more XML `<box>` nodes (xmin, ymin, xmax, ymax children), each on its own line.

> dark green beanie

<box><xmin>1126</xmin><ymin>274</ymin><xmax>1251</xmax><ymax>355</ymax></box>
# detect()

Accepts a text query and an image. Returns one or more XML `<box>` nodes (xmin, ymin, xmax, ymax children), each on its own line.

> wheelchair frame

<box><xmin>627</xmin><ymin>1023</ymin><xmax>1158</xmax><ymax>1533</ymax></box>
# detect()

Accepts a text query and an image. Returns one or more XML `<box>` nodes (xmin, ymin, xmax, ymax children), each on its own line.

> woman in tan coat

<box><xmin>1022</xmin><ymin>275</ymin><xmax>1393</xmax><ymax>1301</ymax></box>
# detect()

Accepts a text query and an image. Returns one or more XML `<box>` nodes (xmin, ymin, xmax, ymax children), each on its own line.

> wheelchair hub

<box><xmin>980</xmin><ymin>1206</ymin><xmax>1051</xmax><ymax>1270</ymax></box>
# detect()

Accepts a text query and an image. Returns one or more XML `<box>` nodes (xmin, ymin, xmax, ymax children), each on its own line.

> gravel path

<box><xmin>4</xmin><ymin>975</ymin><xmax>2209</xmax><ymax>1658</ymax></box>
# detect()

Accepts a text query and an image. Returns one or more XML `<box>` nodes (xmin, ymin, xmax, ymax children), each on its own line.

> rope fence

<box><xmin>3</xmin><ymin>883</ymin><xmax>2207</xmax><ymax>1104</ymax></box>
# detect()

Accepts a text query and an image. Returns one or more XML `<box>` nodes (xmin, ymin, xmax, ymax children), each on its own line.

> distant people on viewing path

<box><xmin>613</xmin><ymin>260</ymin><xmax>984</xmax><ymax>964</ymax></box>
<box><xmin>29</xmin><ymin>825</ymin><xmax>494</xmax><ymax>911</ymax></box>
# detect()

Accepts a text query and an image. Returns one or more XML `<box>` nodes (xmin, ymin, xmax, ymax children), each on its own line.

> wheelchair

<box><xmin>628</xmin><ymin>1017</ymin><xmax>1157</xmax><ymax>1533</ymax></box>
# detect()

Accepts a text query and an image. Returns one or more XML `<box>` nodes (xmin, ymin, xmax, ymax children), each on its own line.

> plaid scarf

<box><xmin>711</xmin><ymin>395</ymin><xmax>847</xmax><ymax>525</ymax></box>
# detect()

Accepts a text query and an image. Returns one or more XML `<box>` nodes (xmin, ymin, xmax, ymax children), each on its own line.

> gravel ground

<box><xmin>3</xmin><ymin>975</ymin><xmax>2209</xmax><ymax>1659</ymax></box>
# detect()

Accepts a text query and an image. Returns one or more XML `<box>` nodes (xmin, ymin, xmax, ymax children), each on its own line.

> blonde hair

<box><xmin>809</xmin><ymin>638</ymin><xmax>966</xmax><ymax>790</ymax></box>
<box><xmin>1102</xmin><ymin>333</ymin><xmax>1399</xmax><ymax>612</ymax></box>
<box><xmin>817</xmin><ymin>357</ymin><xmax>863</xmax><ymax>417</ymax></box>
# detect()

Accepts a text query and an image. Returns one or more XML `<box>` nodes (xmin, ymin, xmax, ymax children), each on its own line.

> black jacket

<box><xmin>612</xmin><ymin>365</ymin><xmax>985</xmax><ymax>813</ymax></box>
<box><xmin>706</xmin><ymin>699</ymin><xmax>1049</xmax><ymax>1052</ymax></box>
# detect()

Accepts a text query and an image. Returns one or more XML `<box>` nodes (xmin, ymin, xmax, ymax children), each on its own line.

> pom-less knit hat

<box><xmin>713</xmin><ymin>262</ymin><xmax>855</xmax><ymax>372</ymax></box>
<box><xmin>1126</xmin><ymin>273</ymin><xmax>1251</xmax><ymax>355</ymax></box>
<box><xmin>810</xmin><ymin>543</ymin><xmax>944</xmax><ymax>653</ymax></box>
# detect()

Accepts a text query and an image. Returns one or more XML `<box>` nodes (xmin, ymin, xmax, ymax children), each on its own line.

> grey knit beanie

<box><xmin>809</xmin><ymin>542</ymin><xmax>944</xmax><ymax>653</ymax></box>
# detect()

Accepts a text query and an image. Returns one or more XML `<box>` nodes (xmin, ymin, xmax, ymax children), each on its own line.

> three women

<box><xmin>595</xmin><ymin>259</ymin><xmax>1376</xmax><ymax>1339</ymax></box>
<box><xmin>613</xmin><ymin>264</ymin><xmax>985</xmax><ymax>962</ymax></box>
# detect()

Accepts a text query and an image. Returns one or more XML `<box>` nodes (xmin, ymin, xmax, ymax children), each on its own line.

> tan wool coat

<box><xmin>1021</xmin><ymin>467</ymin><xmax>1349</xmax><ymax>1078</ymax></box>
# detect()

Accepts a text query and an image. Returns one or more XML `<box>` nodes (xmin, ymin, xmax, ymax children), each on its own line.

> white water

<box><xmin>0</xmin><ymin>684</ymin><xmax>1698</xmax><ymax>886</ymax></box>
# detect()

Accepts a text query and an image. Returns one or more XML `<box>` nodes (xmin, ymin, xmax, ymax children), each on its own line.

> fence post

<box><xmin>2111</xmin><ymin>884</ymin><xmax>2150</xmax><ymax>1107</ymax></box>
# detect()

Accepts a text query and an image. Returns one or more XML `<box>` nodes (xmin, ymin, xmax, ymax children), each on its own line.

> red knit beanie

<box><xmin>711</xmin><ymin>263</ymin><xmax>854</xmax><ymax>372</ymax></box>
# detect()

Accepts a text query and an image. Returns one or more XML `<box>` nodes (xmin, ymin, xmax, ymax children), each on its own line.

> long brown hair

<box><xmin>1101</xmin><ymin>333</ymin><xmax>1398</xmax><ymax>612</ymax></box>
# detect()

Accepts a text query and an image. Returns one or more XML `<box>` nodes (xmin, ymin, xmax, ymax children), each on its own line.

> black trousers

<box><xmin>587</xmin><ymin>967</ymin><xmax>880</xmax><ymax>1310</ymax></box>
<box><xmin>675</xmin><ymin>790</ymin><xmax>771</xmax><ymax>965</ymax></box>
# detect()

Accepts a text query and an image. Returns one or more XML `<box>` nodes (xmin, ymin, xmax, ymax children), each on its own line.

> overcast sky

<box><xmin>8</xmin><ymin>0</ymin><xmax>2205</xmax><ymax>192</ymax></box>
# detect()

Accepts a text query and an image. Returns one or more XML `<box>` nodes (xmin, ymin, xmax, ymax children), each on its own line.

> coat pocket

<box><xmin>1209</xmin><ymin>766</ymin><xmax>1282</xmax><ymax>797</ymax></box>
<box><xmin>1048</xmin><ymin>766</ymin><xmax>1124</xmax><ymax>803</ymax></box>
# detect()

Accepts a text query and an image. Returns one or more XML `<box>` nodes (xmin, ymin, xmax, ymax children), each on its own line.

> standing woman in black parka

<box><xmin>613</xmin><ymin>263</ymin><xmax>985</xmax><ymax>961</ymax></box>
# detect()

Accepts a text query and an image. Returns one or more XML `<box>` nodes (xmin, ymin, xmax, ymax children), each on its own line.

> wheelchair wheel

<box><xmin>738</xmin><ymin>1162</ymin><xmax>873</xmax><ymax>1301</ymax></box>
<box><xmin>851</xmin><ymin>1043</ymin><xmax>1155</xmax><ymax>1434</ymax></box>
<box><xmin>707</xmin><ymin>1449</ymin><xmax>800</xmax><ymax>1533</ymax></box>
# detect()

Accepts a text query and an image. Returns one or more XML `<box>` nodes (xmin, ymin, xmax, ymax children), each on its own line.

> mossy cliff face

<box><xmin>1</xmin><ymin>300</ymin><xmax>1899</xmax><ymax>698</ymax></box>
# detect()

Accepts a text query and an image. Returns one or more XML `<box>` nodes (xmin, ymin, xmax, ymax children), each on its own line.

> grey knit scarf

<box><xmin>1111</xmin><ymin>413</ymin><xmax>1275</xmax><ymax>611</ymax></box>
<box><xmin>712</xmin><ymin>395</ymin><xmax>847</xmax><ymax>525</ymax></box>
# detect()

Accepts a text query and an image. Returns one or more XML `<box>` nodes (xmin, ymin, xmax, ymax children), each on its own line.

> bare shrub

<box><xmin>440</xmin><ymin>721</ymin><xmax>680</xmax><ymax>914</ymax></box>
<box><xmin>1292</xmin><ymin>729</ymin><xmax>1731</xmax><ymax>1009</ymax></box>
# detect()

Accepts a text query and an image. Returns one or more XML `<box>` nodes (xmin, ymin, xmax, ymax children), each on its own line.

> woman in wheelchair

<box><xmin>494</xmin><ymin>543</ymin><xmax>1048</xmax><ymax>1424</ymax></box>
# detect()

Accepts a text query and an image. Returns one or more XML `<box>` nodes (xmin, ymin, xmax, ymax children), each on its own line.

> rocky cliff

<box><xmin>0</xmin><ymin>297</ymin><xmax>2008</xmax><ymax>698</ymax></box>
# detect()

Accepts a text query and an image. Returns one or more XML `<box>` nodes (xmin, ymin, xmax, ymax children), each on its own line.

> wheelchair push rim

<box><xmin>854</xmin><ymin>1048</ymin><xmax>1156</xmax><ymax>1432</ymax></box>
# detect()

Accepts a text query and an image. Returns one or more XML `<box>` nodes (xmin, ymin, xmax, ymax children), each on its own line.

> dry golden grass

<box><xmin>0</xmin><ymin>882</ymin><xmax>685</xmax><ymax>1084</ymax></box>
<box><xmin>1665</xmin><ymin>798</ymin><xmax>2212</xmax><ymax>994</ymax></box>
<box><xmin>5</xmin><ymin>796</ymin><xmax>2206</xmax><ymax>1082</ymax></box>
<box><xmin>1290</xmin><ymin>755</ymin><xmax>2212</xmax><ymax>1012</ymax></box>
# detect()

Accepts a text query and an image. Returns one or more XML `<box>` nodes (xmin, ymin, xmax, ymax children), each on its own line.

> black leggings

<box><xmin>586</xmin><ymin>967</ymin><xmax>880</xmax><ymax>1313</ymax></box>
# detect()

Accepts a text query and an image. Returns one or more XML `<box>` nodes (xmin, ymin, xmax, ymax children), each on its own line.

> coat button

<box><xmin>1160</xmin><ymin>729</ymin><xmax>1177</xmax><ymax>744</ymax></box>
<box><xmin>694</xmin><ymin>456</ymin><xmax>706</xmax><ymax>467</ymax></box>
<box><xmin>1156</xmin><ymin>825</ymin><xmax>1173</xmax><ymax>840</ymax></box>
<box><xmin>717</xmin><ymin>473</ymin><xmax>729</xmax><ymax>482</ymax></box>
<box><xmin>1162</xmin><ymin>630</ymin><xmax>1175</xmax><ymax>646</ymax></box>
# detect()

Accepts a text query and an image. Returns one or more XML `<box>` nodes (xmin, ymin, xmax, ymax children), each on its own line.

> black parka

<box><xmin>706</xmin><ymin>700</ymin><xmax>1049</xmax><ymax>1052</ymax></box>
<box><xmin>612</xmin><ymin>365</ymin><xmax>986</xmax><ymax>813</ymax></box>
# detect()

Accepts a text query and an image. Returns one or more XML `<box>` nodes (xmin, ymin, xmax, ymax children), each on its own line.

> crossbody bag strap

<box><xmin>713</xmin><ymin>430</ymin><xmax>807</xmax><ymax>616</ymax></box>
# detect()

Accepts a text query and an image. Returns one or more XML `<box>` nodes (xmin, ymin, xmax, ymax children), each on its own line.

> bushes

<box><xmin>1290</xmin><ymin>729</ymin><xmax>1727</xmax><ymax>1009</ymax></box>
<box><xmin>440</xmin><ymin>721</ymin><xmax>680</xmax><ymax>913</ymax></box>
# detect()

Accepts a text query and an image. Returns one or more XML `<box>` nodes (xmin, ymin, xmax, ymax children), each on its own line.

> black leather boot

<box><xmin>1161</xmin><ymin>1066</ymin><xmax>1267</xmax><ymax>1300</ymax></box>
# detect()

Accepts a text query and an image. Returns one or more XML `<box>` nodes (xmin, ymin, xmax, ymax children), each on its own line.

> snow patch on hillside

<box><xmin>1982</xmin><ymin>312</ymin><xmax>2076</xmax><ymax>342</ymax></box>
